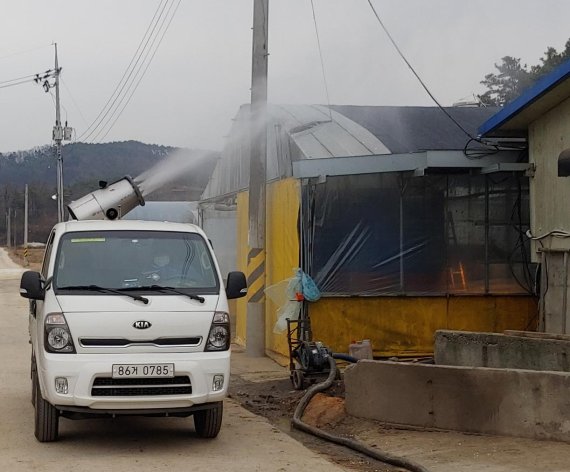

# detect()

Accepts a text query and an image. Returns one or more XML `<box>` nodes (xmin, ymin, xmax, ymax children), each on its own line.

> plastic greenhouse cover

<box><xmin>305</xmin><ymin>173</ymin><xmax>532</xmax><ymax>296</ymax></box>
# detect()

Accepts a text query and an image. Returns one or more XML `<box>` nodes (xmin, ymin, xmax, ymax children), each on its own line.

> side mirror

<box><xmin>20</xmin><ymin>271</ymin><xmax>45</xmax><ymax>300</ymax></box>
<box><xmin>225</xmin><ymin>271</ymin><xmax>247</xmax><ymax>300</ymax></box>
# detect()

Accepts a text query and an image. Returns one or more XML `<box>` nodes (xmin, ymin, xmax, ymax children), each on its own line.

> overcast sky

<box><xmin>0</xmin><ymin>0</ymin><xmax>569</xmax><ymax>153</ymax></box>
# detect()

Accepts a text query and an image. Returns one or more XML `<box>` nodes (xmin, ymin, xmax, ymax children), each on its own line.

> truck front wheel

<box><xmin>34</xmin><ymin>376</ymin><xmax>59</xmax><ymax>442</ymax></box>
<box><xmin>193</xmin><ymin>402</ymin><xmax>223</xmax><ymax>438</ymax></box>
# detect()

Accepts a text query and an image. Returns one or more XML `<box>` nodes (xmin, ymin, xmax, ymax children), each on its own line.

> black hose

<box><xmin>332</xmin><ymin>353</ymin><xmax>359</xmax><ymax>363</ymax></box>
<box><xmin>291</xmin><ymin>356</ymin><xmax>431</xmax><ymax>472</ymax></box>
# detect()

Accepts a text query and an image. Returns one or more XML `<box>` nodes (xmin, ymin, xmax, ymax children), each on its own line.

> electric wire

<box><xmin>80</xmin><ymin>0</ymin><xmax>170</xmax><ymax>141</ymax></box>
<box><xmin>0</xmin><ymin>70</ymin><xmax>54</xmax><ymax>89</ymax></box>
<box><xmin>95</xmin><ymin>0</ymin><xmax>180</xmax><ymax>142</ymax></box>
<box><xmin>0</xmin><ymin>78</ymin><xmax>36</xmax><ymax>89</ymax></box>
<box><xmin>78</xmin><ymin>0</ymin><xmax>170</xmax><ymax>142</ymax></box>
<box><xmin>96</xmin><ymin>0</ymin><xmax>182</xmax><ymax>143</ymax></box>
<box><xmin>61</xmin><ymin>77</ymin><xmax>89</xmax><ymax>127</ymax></box>
<box><xmin>0</xmin><ymin>72</ymin><xmax>42</xmax><ymax>86</ymax></box>
<box><xmin>309</xmin><ymin>0</ymin><xmax>333</xmax><ymax>122</ymax></box>
<box><xmin>90</xmin><ymin>0</ymin><xmax>173</xmax><ymax>142</ymax></box>
<box><xmin>366</xmin><ymin>0</ymin><xmax>474</xmax><ymax>139</ymax></box>
<box><xmin>365</xmin><ymin>0</ymin><xmax>525</xmax><ymax>159</ymax></box>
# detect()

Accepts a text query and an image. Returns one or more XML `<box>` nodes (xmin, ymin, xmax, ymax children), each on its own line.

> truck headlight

<box><xmin>45</xmin><ymin>313</ymin><xmax>76</xmax><ymax>354</ymax></box>
<box><xmin>205</xmin><ymin>312</ymin><xmax>230</xmax><ymax>351</ymax></box>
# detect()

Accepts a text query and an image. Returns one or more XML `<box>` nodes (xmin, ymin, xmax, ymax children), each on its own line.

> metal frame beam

<box><xmin>292</xmin><ymin>150</ymin><xmax>522</xmax><ymax>179</ymax></box>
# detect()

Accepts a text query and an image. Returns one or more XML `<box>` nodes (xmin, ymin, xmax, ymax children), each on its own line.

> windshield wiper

<box><xmin>58</xmin><ymin>285</ymin><xmax>149</xmax><ymax>304</ymax></box>
<box><xmin>124</xmin><ymin>285</ymin><xmax>205</xmax><ymax>303</ymax></box>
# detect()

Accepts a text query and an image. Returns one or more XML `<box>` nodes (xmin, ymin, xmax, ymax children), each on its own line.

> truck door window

<box><xmin>41</xmin><ymin>231</ymin><xmax>56</xmax><ymax>279</ymax></box>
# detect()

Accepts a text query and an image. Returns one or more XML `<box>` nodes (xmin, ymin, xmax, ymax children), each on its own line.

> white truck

<box><xmin>20</xmin><ymin>218</ymin><xmax>247</xmax><ymax>442</ymax></box>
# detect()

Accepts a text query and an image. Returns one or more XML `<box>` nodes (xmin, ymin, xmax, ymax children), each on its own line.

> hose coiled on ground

<box><xmin>291</xmin><ymin>356</ymin><xmax>431</xmax><ymax>472</ymax></box>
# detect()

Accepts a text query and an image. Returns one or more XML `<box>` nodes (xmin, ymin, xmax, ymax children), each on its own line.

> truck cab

<box><xmin>20</xmin><ymin>219</ymin><xmax>247</xmax><ymax>442</ymax></box>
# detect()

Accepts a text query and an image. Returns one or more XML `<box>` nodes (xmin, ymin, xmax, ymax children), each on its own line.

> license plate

<box><xmin>112</xmin><ymin>363</ymin><xmax>174</xmax><ymax>379</ymax></box>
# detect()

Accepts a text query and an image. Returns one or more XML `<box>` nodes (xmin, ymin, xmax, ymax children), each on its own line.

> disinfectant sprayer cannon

<box><xmin>67</xmin><ymin>175</ymin><xmax>145</xmax><ymax>221</ymax></box>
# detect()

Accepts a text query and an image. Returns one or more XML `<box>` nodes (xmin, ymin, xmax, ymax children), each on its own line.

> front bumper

<box><xmin>38</xmin><ymin>351</ymin><xmax>230</xmax><ymax>411</ymax></box>
<box><xmin>57</xmin><ymin>402</ymin><xmax>219</xmax><ymax>419</ymax></box>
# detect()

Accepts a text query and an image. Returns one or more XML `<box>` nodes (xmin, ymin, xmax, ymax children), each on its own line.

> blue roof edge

<box><xmin>478</xmin><ymin>58</ymin><xmax>570</xmax><ymax>137</ymax></box>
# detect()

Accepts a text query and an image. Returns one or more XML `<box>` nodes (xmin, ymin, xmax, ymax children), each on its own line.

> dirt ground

<box><xmin>229</xmin><ymin>370</ymin><xmax>407</xmax><ymax>472</ymax></box>
<box><xmin>229</xmin><ymin>365</ymin><xmax>570</xmax><ymax>472</ymax></box>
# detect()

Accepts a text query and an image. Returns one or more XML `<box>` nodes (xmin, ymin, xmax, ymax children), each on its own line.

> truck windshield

<box><xmin>53</xmin><ymin>230</ymin><xmax>219</xmax><ymax>294</ymax></box>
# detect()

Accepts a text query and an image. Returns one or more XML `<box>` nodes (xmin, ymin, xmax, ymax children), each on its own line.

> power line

<box><xmin>310</xmin><ymin>0</ymin><xmax>333</xmax><ymax>121</ymax></box>
<box><xmin>78</xmin><ymin>0</ymin><xmax>170</xmax><ymax>141</ymax></box>
<box><xmin>0</xmin><ymin>78</ymin><xmax>35</xmax><ymax>89</ymax></box>
<box><xmin>0</xmin><ymin>72</ymin><xmax>41</xmax><ymax>86</ymax></box>
<box><xmin>366</xmin><ymin>0</ymin><xmax>476</xmax><ymax>141</ymax></box>
<box><xmin>92</xmin><ymin>0</ymin><xmax>176</xmax><ymax>142</ymax></box>
<box><xmin>61</xmin><ymin>77</ymin><xmax>89</xmax><ymax>127</ymax></box>
<box><xmin>79</xmin><ymin>0</ymin><xmax>169</xmax><ymax>141</ymax></box>
<box><xmin>96</xmin><ymin>0</ymin><xmax>182</xmax><ymax>142</ymax></box>
<box><xmin>0</xmin><ymin>69</ymin><xmax>55</xmax><ymax>90</ymax></box>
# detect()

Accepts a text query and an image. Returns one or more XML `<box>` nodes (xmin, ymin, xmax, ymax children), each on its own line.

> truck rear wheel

<box><xmin>193</xmin><ymin>402</ymin><xmax>223</xmax><ymax>438</ymax></box>
<box><xmin>34</xmin><ymin>376</ymin><xmax>59</xmax><ymax>442</ymax></box>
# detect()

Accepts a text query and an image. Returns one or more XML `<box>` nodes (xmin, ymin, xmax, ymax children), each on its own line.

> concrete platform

<box><xmin>344</xmin><ymin>360</ymin><xmax>570</xmax><ymax>442</ymax></box>
<box><xmin>435</xmin><ymin>329</ymin><xmax>570</xmax><ymax>371</ymax></box>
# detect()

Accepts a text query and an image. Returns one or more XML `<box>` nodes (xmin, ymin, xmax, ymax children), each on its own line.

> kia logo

<box><xmin>133</xmin><ymin>320</ymin><xmax>152</xmax><ymax>330</ymax></box>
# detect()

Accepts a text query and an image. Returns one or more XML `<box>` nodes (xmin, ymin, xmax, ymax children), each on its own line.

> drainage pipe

<box><xmin>291</xmin><ymin>356</ymin><xmax>431</xmax><ymax>472</ymax></box>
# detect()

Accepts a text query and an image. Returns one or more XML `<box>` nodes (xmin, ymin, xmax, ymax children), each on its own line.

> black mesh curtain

<box><xmin>303</xmin><ymin>173</ymin><xmax>532</xmax><ymax>297</ymax></box>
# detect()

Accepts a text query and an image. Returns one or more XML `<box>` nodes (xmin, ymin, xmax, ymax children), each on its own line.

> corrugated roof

<box><xmin>479</xmin><ymin>59</ymin><xmax>570</xmax><ymax>138</ymax></box>
<box><xmin>330</xmin><ymin>105</ymin><xmax>501</xmax><ymax>153</ymax></box>
<box><xmin>276</xmin><ymin>105</ymin><xmax>391</xmax><ymax>158</ymax></box>
<box><xmin>201</xmin><ymin>104</ymin><xmax>501</xmax><ymax>201</ymax></box>
<box><xmin>201</xmin><ymin>104</ymin><xmax>391</xmax><ymax>200</ymax></box>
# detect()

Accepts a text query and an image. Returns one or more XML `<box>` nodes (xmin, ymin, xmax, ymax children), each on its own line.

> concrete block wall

<box><xmin>344</xmin><ymin>360</ymin><xmax>570</xmax><ymax>442</ymax></box>
<box><xmin>435</xmin><ymin>330</ymin><xmax>570</xmax><ymax>371</ymax></box>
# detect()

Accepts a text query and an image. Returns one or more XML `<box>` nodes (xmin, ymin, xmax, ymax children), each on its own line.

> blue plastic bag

<box><xmin>298</xmin><ymin>268</ymin><xmax>321</xmax><ymax>302</ymax></box>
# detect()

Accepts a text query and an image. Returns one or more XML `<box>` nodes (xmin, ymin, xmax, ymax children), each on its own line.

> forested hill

<box><xmin>0</xmin><ymin>141</ymin><xmax>218</xmax><ymax>244</ymax></box>
<box><xmin>0</xmin><ymin>141</ymin><xmax>216</xmax><ymax>189</ymax></box>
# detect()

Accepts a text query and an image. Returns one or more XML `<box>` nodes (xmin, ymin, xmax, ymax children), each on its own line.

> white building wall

<box><xmin>529</xmin><ymin>97</ymin><xmax>570</xmax><ymax>333</ymax></box>
<box><xmin>530</xmin><ymin>97</ymin><xmax>570</xmax><ymax>256</ymax></box>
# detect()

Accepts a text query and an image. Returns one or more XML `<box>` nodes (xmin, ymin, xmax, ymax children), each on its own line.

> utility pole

<box><xmin>24</xmin><ymin>184</ymin><xmax>29</xmax><ymax>266</ymax></box>
<box><xmin>36</xmin><ymin>44</ymin><xmax>72</xmax><ymax>223</ymax></box>
<box><xmin>246</xmin><ymin>0</ymin><xmax>269</xmax><ymax>357</ymax></box>
<box><xmin>6</xmin><ymin>209</ymin><xmax>11</xmax><ymax>248</ymax></box>
<box><xmin>53</xmin><ymin>44</ymin><xmax>65</xmax><ymax>223</ymax></box>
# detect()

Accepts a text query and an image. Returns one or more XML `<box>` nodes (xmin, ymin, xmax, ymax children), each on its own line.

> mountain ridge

<box><xmin>0</xmin><ymin>140</ymin><xmax>218</xmax><ymax>244</ymax></box>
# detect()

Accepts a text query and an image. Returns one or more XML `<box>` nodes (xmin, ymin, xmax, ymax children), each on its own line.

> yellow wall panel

<box><xmin>310</xmin><ymin>296</ymin><xmax>538</xmax><ymax>357</ymax></box>
<box><xmin>234</xmin><ymin>179</ymin><xmax>301</xmax><ymax>358</ymax></box>
<box><xmin>235</xmin><ymin>191</ymin><xmax>249</xmax><ymax>345</ymax></box>
<box><xmin>265</xmin><ymin>178</ymin><xmax>301</xmax><ymax>357</ymax></box>
<box><xmin>447</xmin><ymin>297</ymin><xmax>496</xmax><ymax>332</ymax></box>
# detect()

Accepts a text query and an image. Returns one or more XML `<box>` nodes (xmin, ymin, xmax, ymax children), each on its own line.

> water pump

<box><xmin>67</xmin><ymin>175</ymin><xmax>145</xmax><ymax>221</ymax></box>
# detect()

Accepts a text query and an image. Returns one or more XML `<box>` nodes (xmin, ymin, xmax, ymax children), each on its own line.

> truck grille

<box><xmin>80</xmin><ymin>337</ymin><xmax>202</xmax><ymax>347</ymax></box>
<box><xmin>91</xmin><ymin>376</ymin><xmax>192</xmax><ymax>396</ymax></box>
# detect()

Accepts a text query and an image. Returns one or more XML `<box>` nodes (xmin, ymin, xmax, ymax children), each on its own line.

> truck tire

<box><xmin>193</xmin><ymin>402</ymin><xmax>223</xmax><ymax>438</ymax></box>
<box><xmin>34</xmin><ymin>376</ymin><xmax>59</xmax><ymax>442</ymax></box>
